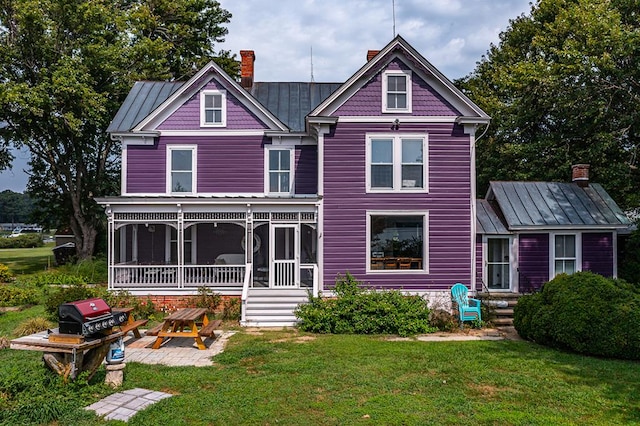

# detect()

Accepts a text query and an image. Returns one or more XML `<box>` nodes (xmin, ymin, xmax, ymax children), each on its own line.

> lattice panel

<box><xmin>184</xmin><ymin>212</ymin><xmax>245</xmax><ymax>220</ymax></box>
<box><xmin>114</xmin><ymin>212</ymin><xmax>177</xmax><ymax>221</ymax></box>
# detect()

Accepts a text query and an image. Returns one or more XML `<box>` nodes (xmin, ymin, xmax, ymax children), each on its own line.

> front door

<box><xmin>486</xmin><ymin>237</ymin><xmax>511</xmax><ymax>291</ymax></box>
<box><xmin>270</xmin><ymin>224</ymin><xmax>298</xmax><ymax>287</ymax></box>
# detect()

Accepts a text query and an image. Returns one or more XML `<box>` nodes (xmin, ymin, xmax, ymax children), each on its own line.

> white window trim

<box><xmin>200</xmin><ymin>90</ymin><xmax>227</xmax><ymax>127</ymax></box>
<box><xmin>366</xmin><ymin>210</ymin><xmax>428</xmax><ymax>274</ymax></box>
<box><xmin>264</xmin><ymin>146</ymin><xmax>295</xmax><ymax>196</ymax></box>
<box><xmin>382</xmin><ymin>70</ymin><xmax>412</xmax><ymax>113</ymax></box>
<box><xmin>166</xmin><ymin>145</ymin><xmax>197</xmax><ymax>195</ymax></box>
<box><xmin>365</xmin><ymin>133</ymin><xmax>428</xmax><ymax>193</ymax></box>
<box><xmin>550</xmin><ymin>232</ymin><xmax>582</xmax><ymax>279</ymax></box>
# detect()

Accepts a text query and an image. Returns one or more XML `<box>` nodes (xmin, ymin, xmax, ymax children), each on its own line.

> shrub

<box><xmin>0</xmin><ymin>234</ymin><xmax>43</xmax><ymax>249</ymax></box>
<box><xmin>0</xmin><ymin>285</ymin><xmax>40</xmax><ymax>307</ymax></box>
<box><xmin>222</xmin><ymin>297</ymin><xmax>241</xmax><ymax>321</ymax></box>
<box><xmin>513</xmin><ymin>271</ymin><xmax>640</xmax><ymax>360</ymax></box>
<box><xmin>104</xmin><ymin>290</ymin><xmax>157</xmax><ymax>320</ymax></box>
<box><xmin>295</xmin><ymin>272</ymin><xmax>436</xmax><ymax>337</ymax></box>
<box><xmin>57</xmin><ymin>257</ymin><xmax>108</xmax><ymax>284</ymax></box>
<box><xmin>14</xmin><ymin>317</ymin><xmax>55</xmax><ymax>336</ymax></box>
<box><xmin>17</xmin><ymin>271</ymin><xmax>86</xmax><ymax>287</ymax></box>
<box><xmin>0</xmin><ymin>263</ymin><xmax>13</xmax><ymax>283</ymax></box>
<box><xmin>43</xmin><ymin>284</ymin><xmax>107</xmax><ymax>321</ymax></box>
<box><xmin>428</xmin><ymin>309</ymin><xmax>458</xmax><ymax>332</ymax></box>
<box><xmin>194</xmin><ymin>287</ymin><xmax>222</xmax><ymax>312</ymax></box>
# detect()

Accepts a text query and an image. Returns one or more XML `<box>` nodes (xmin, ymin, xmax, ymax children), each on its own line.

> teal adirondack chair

<box><xmin>451</xmin><ymin>283</ymin><xmax>482</xmax><ymax>324</ymax></box>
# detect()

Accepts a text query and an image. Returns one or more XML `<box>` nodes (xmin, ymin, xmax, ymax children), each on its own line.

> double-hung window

<box><xmin>382</xmin><ymin>70</ymin><xmax>411</xmax><ymax>113</ymax></box>
<box><xmin>266</xmin><ymin>148</ymin><xmax>293</xmax><ymax>194</ymax></box>
<box><xmin>553</xmin><ymin>234</ymin><xmax>578</xmax><ymax>276</ymax></box>
<box><xmin>367</xmin><ymin>134</ymin><xmax>427</xmax><ymax>192</ymax></box>
<box><xmin>167</xmin><ymin>146</ymin><xmax>196</xmax><ymax>194</ymax></box>
<box><xmin>200</xmin><ymin>90</ymin><xmax>226</xmax><ymax>127</ymax></box>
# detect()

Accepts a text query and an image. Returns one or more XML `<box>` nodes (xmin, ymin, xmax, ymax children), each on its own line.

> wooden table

<box><xmin>152</xmin><ymin>308</ymin><xmax>210</xmax><ymax>350</ymax></box>
<box><xmin>10</xmin><ymin>329</ymin><xmax>124</xmax><ymax>381</ymax></box>
<box><xmin>112</xmin><ymin>307</ymin><xmax>148</xmax><ymax>338</ymax></box>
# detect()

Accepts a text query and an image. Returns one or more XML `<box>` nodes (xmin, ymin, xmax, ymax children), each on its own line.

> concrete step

<box><xmin>494</xmin><ymin>308</ymin><xmax>514</xmax><ymax>316</ymax></box>
<box><xmin>492</xmin><ymin>317</ymin><xmax>514</xmax><ymax>326</ymax></box>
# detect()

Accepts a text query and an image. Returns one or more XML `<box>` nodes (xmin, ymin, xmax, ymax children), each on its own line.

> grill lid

<box><xmin>58</xmin><ymin>298</ymin><xmax>127</xmax><ymax>336</ymax></box>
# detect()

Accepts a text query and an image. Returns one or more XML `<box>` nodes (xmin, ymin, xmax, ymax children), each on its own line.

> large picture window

<box><xmin>368</xmin><ymin>213</ymin><xmax>426</xmax><ymax>272</ymax></box>
<box><xmin>367</xmin><ymin>134</ymin><xmax>426</xmax><ymax>192</ymax></box>
<box><xmin>382</xmin><ymin>70</ymin><xmax>411</xmax><ymax>113</ymax></box>
<box><xmin>266</xmin><ymin>148</ymin><xmax>293</xmax><ymax>194</ymax></box>
<box><xmin>167</xmin><ymin>146</ymin><xmax>196</xmax><ymax>194</ymax></box>
<box><xmin>200</xmin><ymin>90</ymin><xmax>226</xmax><ymax>127</ymax></box>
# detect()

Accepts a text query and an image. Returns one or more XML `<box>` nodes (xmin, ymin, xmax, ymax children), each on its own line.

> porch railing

<box><xmin>110</xmin><ymin>264</ymin><xmax>245</xmax><ymax>290</ymax></box>
<box><xmin>110</xmin><ymin>262</ymin><xmax>317</xmax><ymax>292</ymax></box>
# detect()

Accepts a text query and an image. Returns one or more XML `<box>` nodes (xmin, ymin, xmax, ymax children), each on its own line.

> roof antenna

<box><xmin>392</xmin><ymin>0</ymin><xmax>396</xmax><ymax>37</ymax></box>
<box><xmin>310</xmin><ymin>46</ymin><xmax>315</xmax><ymax>82</ymax></box>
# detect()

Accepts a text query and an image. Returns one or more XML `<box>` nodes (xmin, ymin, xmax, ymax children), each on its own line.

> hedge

<box><xmin>513</xmin><ymin>271</ymin><xmax>640</xmax><ymax>360</ymax></box>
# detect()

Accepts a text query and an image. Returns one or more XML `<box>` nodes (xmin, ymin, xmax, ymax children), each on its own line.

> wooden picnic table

<box><xmin>151</xmin><ymin>308</ymin><xmax>211</xmax><ymax>350</ymax></box>
<box><xmin>112</xmin><ymin>307</ymin><xmax>148</xmax><ymax>338</ymax></box>
<box><xmin>10</xmin><ymin>329</ymin><xmax>124</xmax><ymax>381</ymax></box>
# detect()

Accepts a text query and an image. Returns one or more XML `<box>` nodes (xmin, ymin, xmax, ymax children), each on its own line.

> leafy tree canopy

<box><xmin>459</xmin><ymin>0</ymin><xmax>640</xmax><ymax>209</ymax></box>
<box><xmin>0</xmin><ymin>190</ymin><xmax>34</xmax><ymax>224</ymax></box>
<box><xmin>0</xmin><ymin>0</ymin><xmax>238</xmax><ymax>258</ymax></box>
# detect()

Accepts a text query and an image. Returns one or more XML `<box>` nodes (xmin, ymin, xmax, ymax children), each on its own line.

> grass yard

<box><xmin>1</xmin><ymin>317</ymin><xmax>639</xmax><ymax>425</ymax></box>
<box><xmin>0</xmin><ymin>243</ymin><xmax>55</xmax><ymax>275</ymax></box>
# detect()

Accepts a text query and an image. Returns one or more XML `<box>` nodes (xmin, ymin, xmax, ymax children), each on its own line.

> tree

<box><xmin>0</xmin><ymin>0</ymin><xmax>239</xmax><ymax>259</ymax></box>
<box><xmin>0</xmin><ymin>190</ymin><xmax>34</xmax><ymax>224</ymax></box>
<box><xmin>458</xmin><ymin>0</ymin><xmax>640</xmax><ymax>208</ymax></box>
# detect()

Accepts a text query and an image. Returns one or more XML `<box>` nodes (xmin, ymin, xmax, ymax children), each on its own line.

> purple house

<box><xmin>476</xmin><ymin>165</ymin><xmax>630</xmax><ymax>294</ymax></box>
<box><xmin>97</xmin><ymin>36</ymin><xmax>628</xmax><ymax>326</ymax></box>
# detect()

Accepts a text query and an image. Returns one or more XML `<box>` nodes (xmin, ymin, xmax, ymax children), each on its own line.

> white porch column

<box><xmin>106</xmin><ymin>206</ymin><xmax>114</xmax><ymax>290</ymax></box>
<box><xmin>177</xmin><ymin>204</ymin><xmax>184</xmax><ymax>289</ymax></box>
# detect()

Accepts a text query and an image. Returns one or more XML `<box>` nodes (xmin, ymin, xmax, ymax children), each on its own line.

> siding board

<box><xmin>323</xmin><ymin>121</ymin><xmax>473</xmax><ymax>290</ymax></box>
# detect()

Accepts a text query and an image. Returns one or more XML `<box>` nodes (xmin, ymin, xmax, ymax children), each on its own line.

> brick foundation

<box><xmin>142</xmin><ymin>295</ymin><xmax>241</xmax><ymax>314</ymax></box>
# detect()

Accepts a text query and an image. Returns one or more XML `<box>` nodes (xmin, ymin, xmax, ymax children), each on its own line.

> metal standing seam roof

<box><xmin>476</xmin><ymin>199</ymin><xmax>510</xmax><ymax>234</ymax></box>
<box><xmin>488</xmin><ymin>181</ymin><xmax>631</xmax><ymax>229</ymax></box>
<box><xmin>250</xmin><ymin>82</ymin><xmax>342</xmax><ymax>132</ymax></box>
<box><xmin>107</xmin><ymin>80</ymin><xmax>342</xmax><ymax>134</ymax></box>
<box><xmin>107</xmin><ymin>81</ymin><xmax>184</xmax><ymax>133</ymax></box>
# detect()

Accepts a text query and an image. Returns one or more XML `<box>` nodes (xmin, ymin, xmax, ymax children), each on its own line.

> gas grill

<box><xmin>58</xmin><ymin>298</ymin><xmax>128</xmax><ymax>336</ymax></box>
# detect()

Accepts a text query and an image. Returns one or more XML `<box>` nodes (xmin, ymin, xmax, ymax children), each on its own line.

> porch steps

<box><xmin>477</xmin><ymin>292</ymin><xmax>522</xmax><ymax>327</ymax></box>
<box><xmin>242</xmin><ymin>288</ymin><xmax>310</xmax><ymax>327</ymax></box>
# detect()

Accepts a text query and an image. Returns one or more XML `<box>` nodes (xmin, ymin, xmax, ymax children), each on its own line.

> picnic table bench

<box><xmin>151</xmin><ymin>308</ymin><xmax>214</xmax><ymax>350</ymax></box>
<box><xmin>112</xmin><ymin>307</ymin><xmax>148</xmax><ymax>338</ymax></box>
<box><xmin>198</xmin><ymin>319</ymin><xmax>222</xmax><ymax>338</ymax></box>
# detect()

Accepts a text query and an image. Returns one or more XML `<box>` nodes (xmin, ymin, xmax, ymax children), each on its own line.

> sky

<box><xmin>0</xmin><ymin>0</ymin><xmax>533</xmax><ymax>193</ymax></box>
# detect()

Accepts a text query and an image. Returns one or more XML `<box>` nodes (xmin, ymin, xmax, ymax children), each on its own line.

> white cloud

<box><xmin>218</xmin><ymin>0</ymin><xmax>531</xmax><ymax>81</ymax></box>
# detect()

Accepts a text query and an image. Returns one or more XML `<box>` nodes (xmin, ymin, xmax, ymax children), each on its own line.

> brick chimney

<box><xmin>240</xmin><ymin>50</ymin><xmax>255</xmax><ymax>90</ymax></box>
<box><xmin>572</xmin><ymin>164</ymin><xmax>590</xmax><ymax>187</ymax></box>
<box><xmin>367</xmin><ymin>50</ymin><xmax>380</xmax><ymax>62</ymax></box>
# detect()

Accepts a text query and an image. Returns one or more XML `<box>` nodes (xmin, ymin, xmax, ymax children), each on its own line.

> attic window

<box><xmin>382</xmin><ymin>70</ymin><xmax>412</xmax><ymax>113</ymax></box>
<box><xmin>200</xmin><ymin>90</ymin><xmax>226</xmax><ymax>127</ymax></box>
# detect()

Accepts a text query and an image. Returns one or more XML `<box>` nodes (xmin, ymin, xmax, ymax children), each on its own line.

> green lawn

<box><xmin>0</xmin><ymin>243</ymin><xmax>55</xmax><ymax>275</ymax></box>
<box><xmin>1</xmin><ymin>314</ymin><xmax>639</xmax><ymax>425</ymax></box>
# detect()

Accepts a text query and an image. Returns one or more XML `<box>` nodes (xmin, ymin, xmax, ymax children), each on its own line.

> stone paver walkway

<box><xmin>85</xmin><ymin>388</ymin><xmax>172</xmax><ymax>422</ymax></box>
<box><xmin>122</xmin><ymin>330</ymin><xmax>236</xmax><ymax>367</ymax></box>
